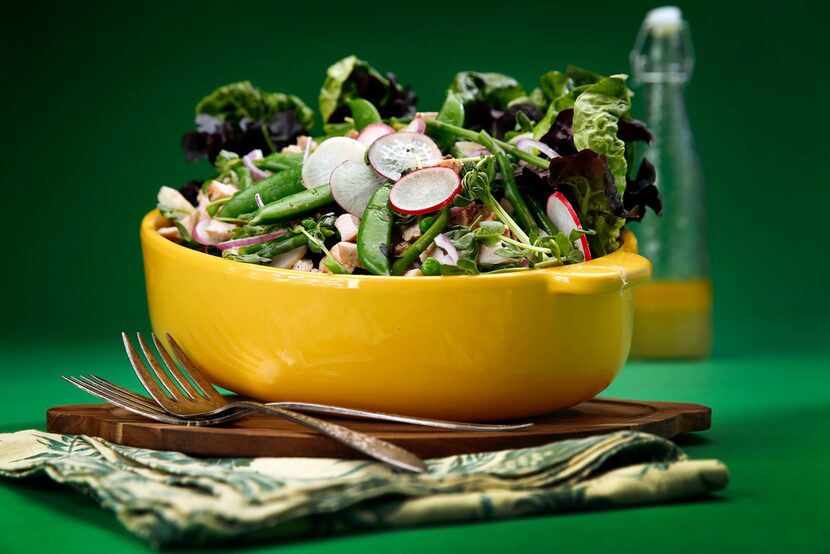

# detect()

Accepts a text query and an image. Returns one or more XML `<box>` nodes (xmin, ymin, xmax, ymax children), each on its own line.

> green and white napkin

<box><xmin>0</xmin><ymin>430</ymin><xmax>727</xmax><ymax>548</ymax></box>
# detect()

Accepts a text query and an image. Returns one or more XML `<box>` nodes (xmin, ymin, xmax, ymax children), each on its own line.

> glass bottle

<box><xmin>628</xmin><ymin>6</ymin><xmax>712</xmax><ymax>359</ymax></box>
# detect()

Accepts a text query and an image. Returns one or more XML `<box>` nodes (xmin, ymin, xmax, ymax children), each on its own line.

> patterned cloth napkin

<box><xmin>0</xmin><ymin>429</ymin><xmax>727</xmax><ymax>548</ymax></box>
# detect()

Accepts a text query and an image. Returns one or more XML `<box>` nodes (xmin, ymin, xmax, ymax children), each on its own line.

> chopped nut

<box><xmin>330</xmin><ymin>241</ymin><xmax>362</xmax><ymax>272</ymax></box>
<box><xmin>436</xmin><ymin>158</ymin><xmax>463</xmax><ymax>174</ymax></box>
<box><xmin>401</xmin><ymin>222</ymin><xmax>421</xmax><ymax>242</ymax></box>
<box><xmin>393</xmin><ymin>241</ymin><xmax>410</xmax><ymax>256</ymax></box>
<box><xmin>450</xmin><ymin>204</ymin><xmax>477</xmax><ymax>227</ymax></box>
<box><xmin>270</xmin><ymin>246</ymin><xmax>308</xmax><ymax>269</ymax></box>
<box><xmin>157</xmin><ymin>186</ymin><xmax>195</xmax><ymax>214</ymax></box>
<box><xmin>345</xmin><ymin>129</ymin><xmax>360</xmax><ymax>139</ymax></box>
<box><xmin>334</xmin><ymin>213</ymin><xmax>360</xmax><ymax>243</ymax></box>
<box><xmin>292</xmin><ymin>258</ymin><xmax>314</xmax><ymax>272</ymax></box>
<box><xmin>207</xmin><ymin>180</ymin><xmax>238</xmax><ymax>202</ymax></box>
<box><xmin>157</xmin><ymin>226</ymin><xmax>182</xmax><ymax>241</ymax></box>
<box><xmin>203</xmin><ymin>220</ymin><xmax>236</xmax><ymax>242</ymax></box>
<box><xmin>404</xmin><ymin>268</ymin><xmax>424</xmax><ymax>277</ymax></box>
<box><xmin>296</xmin><ymin>135</ymin><xmax>317</xmax><ymax>153</ymax></box>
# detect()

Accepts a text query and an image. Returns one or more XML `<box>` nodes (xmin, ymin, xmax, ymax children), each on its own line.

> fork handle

<box><xmin>268</xmin><ymin>402</ymin><xmax>533</xmax><ymax>431</ymax></box>
<box><xmin>228</xmin><ymin>401</ymin><xmax>427</xmax><ymax>473</ymax></box>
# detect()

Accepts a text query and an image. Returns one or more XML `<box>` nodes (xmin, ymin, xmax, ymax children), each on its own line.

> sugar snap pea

<box><xmin>249</xmin><ymin>185</ymin><xmax>335</xmax><ymax>225</ymax></box>
<box><xmin>357</xmin><ymin>183</ymin><xmax>394</xmax><ymax>275</ymax></box>
<box><xmin>255</xmin><ymin>152</ymin><xmax>304</xmax><ymax>172</ymax></box>
<box><xmin>390</xmin><ymin>206</ymin><xmax>450</xmax><ymax>276</ymax></box>
<box><xmin>347</xmin><ymin>98</ymin><xmax>382</xmax><ymax>130</ymax></box>
<box><xmin>221</xmin><ymin>166</ymin><xmax>304</xmax><ymax>218</ymax></box>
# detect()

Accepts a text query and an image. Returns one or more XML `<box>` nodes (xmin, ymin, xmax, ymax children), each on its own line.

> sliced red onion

<box><xmin>403</xmin><ymin>117</ymin><xmax>426</xmax><ymax>133</ymax></box>
<box><xmin>515</xmin><ymin>138</ymin><xmax>559</xmax><ymax>159</ymax></box>
<box><xmin>243</xmin><ymin>149</ymin><xmax>272</xmax><ymax>182</ymax></box>
<box><xmin>303</xmin><ymin>137</ymin><xmax>312</xmax><ymax>163</ymax></box>
<box><xmin>434</xmin><ymin>233</ymin><xmax>460</xmax><ymax>265</ymax></box>
<box><xmin>215</xmin><ymin>229</ymin><xmax>288</xmax><ymax>251</ymax></box>
<box><xmin>255</xmin><ymin>193</ymin><xmax>264</xmax><ymax>209</ymax></box>
<box><xmin>466</xmin><ymin>148</ymin><xmax>491</xmax><ymax>158</ymax></box>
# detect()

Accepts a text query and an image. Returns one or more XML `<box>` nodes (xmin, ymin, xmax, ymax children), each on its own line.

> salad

<box><xmin>156</xmin><ymin>56</ymin><xmax>661</xmax><ymax>276</ymax></box>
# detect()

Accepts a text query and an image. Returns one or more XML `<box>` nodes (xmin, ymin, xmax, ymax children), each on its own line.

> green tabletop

<box><xmin>1</xmin><ymin>342</ymin><xmax>828</xmax><ymax>553</ymax></box>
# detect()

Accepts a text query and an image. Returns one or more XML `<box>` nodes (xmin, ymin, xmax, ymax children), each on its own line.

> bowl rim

<box><xmin>141</xmin><ymin>209</ymin><xmax>651</xmax><ymax>293</ymax></box>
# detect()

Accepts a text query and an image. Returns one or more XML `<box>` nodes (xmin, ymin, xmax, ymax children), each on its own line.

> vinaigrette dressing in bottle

<box><xmin>628</xmin><ymin>7</ymin><xmax>712</xmax><ymax>359</ymax></box>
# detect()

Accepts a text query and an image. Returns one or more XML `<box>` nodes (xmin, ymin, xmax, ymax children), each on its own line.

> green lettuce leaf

<box><xmin>572</xmin><ymin>75</ymin><xmax>631</xmax><ymax>194</ymax></box>
<box><xmin>539</xmin><ymin>70</ymin><xmax>570</xmax><ymax>103</ymax></box>
<box><xmin>196</xmin><ymin>81</ymin><xmax>314</xmax><ymax>131</ymax></box>
<box><xmin>319</xmin><ymin>55</ymin><xmax>417</xmax><ymax>124</ymax></box>
<box><xmin>448</xmin><ymin>71</ymin><xmax>525</xmax><ymax>129</ymax></box>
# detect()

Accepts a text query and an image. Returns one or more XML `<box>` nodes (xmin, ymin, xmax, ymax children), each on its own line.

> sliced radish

<box><xmin>356</xmin><ymin>122</ymin><xmax>395</xmax><ymax>147</ymax></box>
<box><xmin>546</xmin><ymin>192</ymin><xmax>592</xmax><ymax>261</ymax></box>
<box><xmin>301</xmin><ymin>137</ymin><xmax>366</xmax><ymax>189</ymax></box>
<box><xmin>403</xmin><ymin>116</ymin><xmax>426</xmax><ymax>133</ymax></box>
<box><xmin>329</xmin><ymin>161</ymin><xmax>388</xmax><ymax>217</ymax></box>
<box><xmin>368</xmin><ymin>132</ymin><xmax>443</xmax><ymax>181</ymax></box>
<box><xmin>389</xmin><ymin>167</ymin><xmax>461</xmax><ymax>215</ymax></box>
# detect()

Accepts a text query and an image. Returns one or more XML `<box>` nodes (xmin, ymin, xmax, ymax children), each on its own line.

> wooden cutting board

<box><xmin>46</xmin><ymin>398</ymin><xmax>710</xmax><ymax>459</ymax></box>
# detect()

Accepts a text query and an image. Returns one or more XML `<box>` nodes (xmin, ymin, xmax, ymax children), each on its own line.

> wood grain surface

<box><xmin>46</xmin><ymin>398</ymin><xmax>711</xmax><ymax>459</ymax></box>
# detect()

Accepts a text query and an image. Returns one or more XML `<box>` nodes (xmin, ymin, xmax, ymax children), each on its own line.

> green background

<box><xmin>1</xmin><ymin>0</ymin><xmax>828</xmax><ymax>552</ymax></box>
<box><xmin>2</xmin><ymin>0</ymin><xmax>828</xmax><ymax>354</ymax></box>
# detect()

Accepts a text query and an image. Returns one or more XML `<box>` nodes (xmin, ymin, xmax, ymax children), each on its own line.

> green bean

<box><xmin>252</xmin><ymin>234</ymin><xmax>308</xmax><ymax>258</ymax></box>
<box><xmin>249</xmin><ymin>185</ymin><xmax>334</xmax><ymax>225</ymax></box>
<box><xmin>357</xmin><ymin>183</ymin><xmax>394</xmax><ymax>275</ymax></box>
<box><xmin>491</xmin><ymin>145</ymin><xmax>539</xmax><ymax>243</ymax></box>
<box><xmin>221</xmin><ymin>166</ymin><xmax>304</xmax><ymax>218</ymax></box>
<box><xmin>525</xmin><ymin>194</ymin><xmax>556</xmax><ymax>235</ymax></box>
<box><xmin>391</xmin><ymin>206</ymin><xmax>450</xmax><ymax>276</ymax></box>
<box><xmin>347</xmin><ymin>98</ymin><xmax>382</xmax><ymax>130</ymax></box>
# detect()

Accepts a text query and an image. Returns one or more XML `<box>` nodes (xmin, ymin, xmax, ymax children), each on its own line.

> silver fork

<box><xmin>124</xmin><ymin>332</ymin><xmax>427</xmax><ymax>473</ymax></box>
<box><xmin>63</xmin><ymin>374</ymin><xmax>247</xmax><ymax>426</ymax></box>
<box><xmin>64</xmin><ymin>373</ymin><xmax>532</xmax><ymax>431</ymax></box>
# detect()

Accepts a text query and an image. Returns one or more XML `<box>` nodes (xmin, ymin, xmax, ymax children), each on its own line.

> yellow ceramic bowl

<box><xmin>141</xmin><ymin>210</ymin><xmax>651</xmax><ymax>421</ymax></box>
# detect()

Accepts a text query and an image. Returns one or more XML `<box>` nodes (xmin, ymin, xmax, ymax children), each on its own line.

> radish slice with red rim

<box><xmin>329</xmin><ymin>161</ymin><xmax>388</xmax><ymax>217</ymax></box>
<box><xmin>356</xmin><ymin>122</ymin><xmax>395</xmax><ymax>146</ymax></box>
<box><xmin>301</xmin><ymin>137</ymin><xmax>366</xmax><ymax>189</ymax></box>
<box><xmin>368</xmin><ymin>132</ymin><xmax>443</xmax><ymax>181</ymax></box>
<box><xmin>546</xmin><ymin>192</ymin><xmax>592</xmax><ymax>261</ymax></box>
<box><xmin>389</xmin><ymin>167</ymin><xmax>461</xmax><ymax>215</ymax></box>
